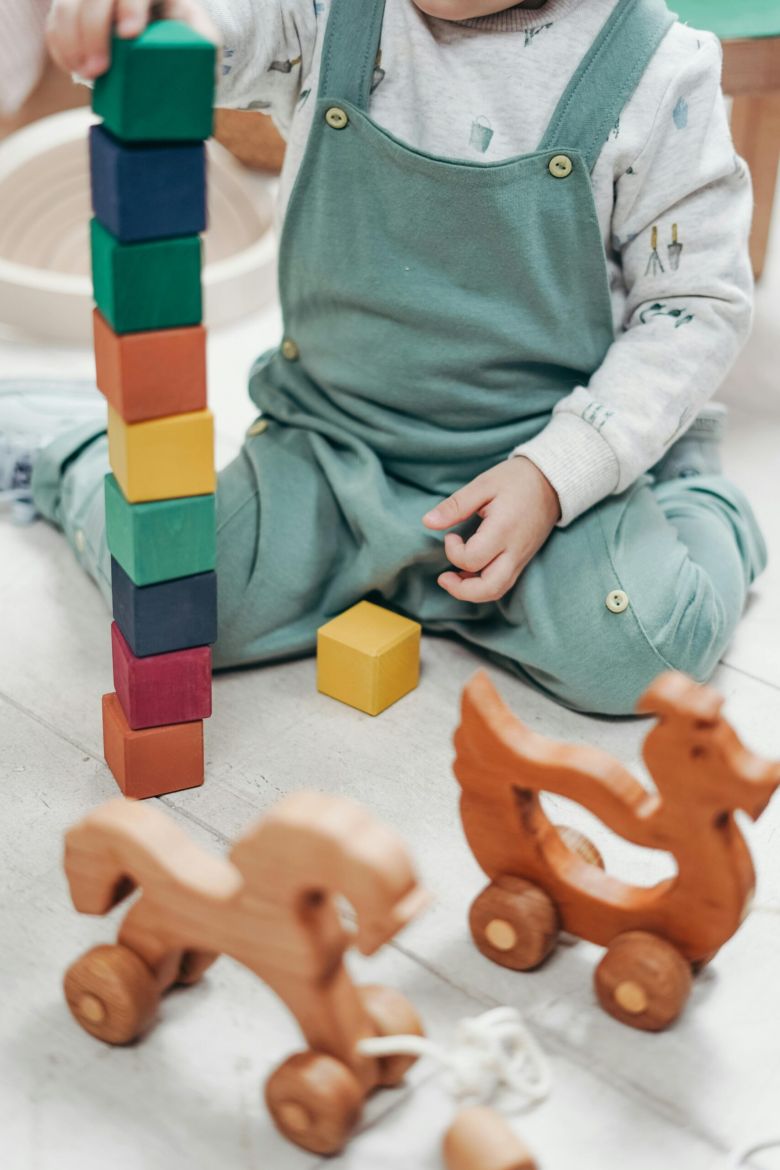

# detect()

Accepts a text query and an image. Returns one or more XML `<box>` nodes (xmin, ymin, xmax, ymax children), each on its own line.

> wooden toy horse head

<box><xmin>227</xmin><ymin>791</ymin><xmax>428</xmax><ymax>955</ymax></box>
<box><xmin>638</xmin><ymin>672</ymin><xmax>780</xmax><ymax>822</ymax></box>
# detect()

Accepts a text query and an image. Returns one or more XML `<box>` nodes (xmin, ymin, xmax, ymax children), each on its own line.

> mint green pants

<box><xmin>32</xmin><ymin>418</ymin><xmax>767</xmax><ymax>717</ymax></box>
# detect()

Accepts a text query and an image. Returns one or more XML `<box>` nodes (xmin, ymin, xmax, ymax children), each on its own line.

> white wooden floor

<box><xmin>2</xmin><ymin>194</ymin><xmax>780</xmax><ymax>1170</ymax></box>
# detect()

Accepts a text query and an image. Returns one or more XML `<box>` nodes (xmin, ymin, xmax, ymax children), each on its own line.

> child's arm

<box><xmin>47</xmin><ymin>0</ymin><xmax>221</xmax><ymax>78</ymax></box>
<box><xmin>426</xmin><ymin>31</ymin><xmax>752</xmax><ymax>603</ymax></box>
<box><xmin>513</xmin><ymin>30</ymin><xmax>752</xmax><ymax>528</ymax></box>
<box><xmin>47</xmin><ymin>0</ymin><xmax>317</xmax><ymax>118</ymax></box>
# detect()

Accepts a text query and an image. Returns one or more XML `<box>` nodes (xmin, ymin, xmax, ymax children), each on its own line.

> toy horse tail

<box><xmin>454</xmin><ymin>671</ymin><xmax>542</xmax><ymax>797</ymax></box>
<box><xmin>64</xmin><ymin>798</ymin><xmax>240</xmax><ymax>916</ymax></box>
<box><xmin>454</xmin><ymin>673</ymin><xmax>648</xmax><ymax>829</ymax></box>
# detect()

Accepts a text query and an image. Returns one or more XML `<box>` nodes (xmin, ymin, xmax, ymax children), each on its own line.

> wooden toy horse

<box><xmin>454</xmin><ymin>670</ymin><xmax>780</xmax><ymax>1031</ymax></box>
<box><xmin>63</xmin><ymin>792</ymin><xmax>428</xmax><ymax>1154</ymax></box>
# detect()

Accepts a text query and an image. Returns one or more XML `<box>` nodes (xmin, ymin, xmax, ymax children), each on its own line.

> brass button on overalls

<box><xmin>325</xmin><ymin>107</ymin><xmax>349</xmax><ymax>130</ymax></box>
<box><xmin>281</xmin><ymin>337</ymin><xmax>300</xmax><ymax>361</ymax></box>
<box><xmin>548</xmin><ymin>154</ymin><xmax>573</xmax><ymax>179</ymax></box>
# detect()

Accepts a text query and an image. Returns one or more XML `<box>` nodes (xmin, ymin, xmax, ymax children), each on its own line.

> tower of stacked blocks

<box><xmin>89</xmin><ymin>22</ymin><xmax>217</xmax><ymax>799</ymax></box>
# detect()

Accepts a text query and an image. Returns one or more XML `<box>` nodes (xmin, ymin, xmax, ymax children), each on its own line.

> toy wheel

<box><xmin>469</xmin><ymin>877</ymin><xmax>559</xmax><ymax>971</ymax></box>
<box><xmin>595</xmin><ymin>931</ymin><xmax>693</xmax><ymax>1031</ymax></box>
<box><xmin>63</xmin><ymin>944</ymin><xmax>159</xmax><ymax>1044</ymax></box>
<box><xmin>265</xmin><ymin>1051</ymin><xmax>364</xmax><ymax>1155</ymax></box>
<box><xmin>554</xmin><ymin>824</ymin><xmax>605</xmax><ymax>870</ymax></box>
<box><xmin>358</xmin><ymin>983</ymin><xmax>424</xmax><ymax>1087</ymax></box>
<box><xmin>175</xmin><ymin>949</ymin><xmax>218</xmax><ymax>986</ymax></box>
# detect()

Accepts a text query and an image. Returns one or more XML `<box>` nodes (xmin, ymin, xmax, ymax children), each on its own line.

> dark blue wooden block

<box><xmin>90</xmin><ymin>125</ymin><xmax>207</xmax><ymax>244</ymax></box>
<box><xmin>111</xmin><ymin>557</ymin><xmax>217</xmax><ymax>657</ymax></box>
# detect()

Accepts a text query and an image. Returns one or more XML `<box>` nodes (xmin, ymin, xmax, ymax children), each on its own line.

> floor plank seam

<box><xmin>159</xmin><ymin>796</ymin><xmax>234</xmax><ymax>848</ymax></box>
<box><xmin>720</xmin><ymin>659</ymin><xmax>780</xmax><ymax>693</ymax></box>
<box><xmin>0</xmin><ymin>687</ymin><xmax>103</xmax><ymax>764</ymax></box>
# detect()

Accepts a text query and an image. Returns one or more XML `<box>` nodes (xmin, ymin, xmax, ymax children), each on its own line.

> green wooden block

<box><xmin>91</xmin><ymin>218</ymin><xmax>202</xmax><ymax>334</ymax></box>
<box><xmin>105</xmin><ymin>473</ymin><xmax>216</xmax><ymax>586</ymax></box>
<box><xmin>674</xmin><ymin>1</ymin><xmax>780</xmax><ymax>40</ymax></box>
<box><xmin>93</xmin><ymin>21</ymin><xmax>215</xmax><ymax>142</ymax></box>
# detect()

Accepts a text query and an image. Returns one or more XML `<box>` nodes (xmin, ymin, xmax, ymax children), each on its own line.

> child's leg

<box><xmin>445</xmin><ymin>474</ymin><xmax>766</xmax><ymax>716</ymax></box>
<box><xmin>32</xmin><ymin>424</ymin><xmax>113</xmax><ymax>605</ymax></box>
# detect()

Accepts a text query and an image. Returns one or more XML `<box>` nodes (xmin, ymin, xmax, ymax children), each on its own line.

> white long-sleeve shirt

<box><xmin>208</xmin><ymin>0</ymin><xmax>753</xmax><ymax>525</ymax></box>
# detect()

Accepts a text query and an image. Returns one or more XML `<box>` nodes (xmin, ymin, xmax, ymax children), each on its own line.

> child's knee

<box><xmin>523</xmin><ymin>565</ymin><xmax>730</xmax><ymax>718</ymax></box>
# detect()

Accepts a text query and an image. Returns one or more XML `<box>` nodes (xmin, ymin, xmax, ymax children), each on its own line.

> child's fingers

<box><xmin>437</xmin><ymin>552</ymin><xmax>517</xmax><ymax>604</ymax></box>
<box><xmin>167</xmin><ymin>0</ymin><xmax>223</xmax><ymax>45</ymax></box>
<box><xmin>47</xmin><ymin>0</ymin><xmax>86</xmax><ymax>74</ymax></box>
<box><xmin>77</xmin><ymin>0</ymin><xmax>116</xmax><ymax>76</ymax></box>
<box><xmin>115</xmin><ymin>0</ymin><xmax>153</xmax><ymax>38</ymax></box>
<box><xmin>444</xmin><ymin>522</ymin><xmax>503</xmax><ymax>574</ymax></box>
<box><xmin>422</xmin><ymin>478</ymin><xmax>493</xmax><ymax>531</ymax></box>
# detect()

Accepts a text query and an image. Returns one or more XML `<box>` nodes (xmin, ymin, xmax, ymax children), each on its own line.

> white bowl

<box><xmin>0</xmin><ymin>108</ymin><xmax>278</xmax><ymax>342</ymax></box>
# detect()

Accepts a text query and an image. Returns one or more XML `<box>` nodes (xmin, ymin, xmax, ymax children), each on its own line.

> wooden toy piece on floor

<box><xmin>62</xmin><ymin>792</ymin><xmax>427</xmax><ymax>1154</ymax></box>
<box><xmin>91</xmin><ymin>219</ymin><xmax>202</xmax><ymax>335</ymax></box>
<box><xmin>102</xmin><ymin>692</ymin><xmax>204</xmax><ymax>798</ymax></box>
<box><xmin>454</xmin><ymin>670</ymin><xmax>780</xmax><ymax>1031</ymax></box>
<box><xmin>111</xmin><ymin>623</ymin><xmax>212</xmax><ymax>729</ymax></box>
<box><xmin>104</xmin><ymin>474</ymin><xmax>216</xmax><ymax>587</ymax></box>
<box><xmin>94</xmin><ymin>312</ymin><xmax>207</xmax><ymax>424</ymax></box>
<box><xmin>110</xmin><ymin>558</ymin><xmax>217</xmax><ymax>658</ymax></box>
<box><xmin>92</xmin><ymin>22</ymin><xmax>216</xmax><ymax>143</ymax></box>
<box><xmin>317</xmin><ymin>601</ymin><xmax>421</xmax><ymax>716</ymax></box>
<box><xmin>444</xmin><ymin>1107</ymin><xmax>538</xmax><ymax>1170</ymax></box>
<box><xmin>89</xmin><ymin>126</ymin><xmax>207</xmax><ymax>244</ymax></box>
<box><xmin>107</xmin><ymin>404</ymin><xmax>215</xmax><ymax>503</ymax></box>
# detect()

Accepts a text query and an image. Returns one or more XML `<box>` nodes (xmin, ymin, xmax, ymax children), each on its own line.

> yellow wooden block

<box><xmin>317</xmin><ymin>601</ymin><xmax>421</xmax><ymax>716</ymax></box>
<box><xmin>107</xmin><ymin>404</ymin><xmax>215</xmax><ymax>503</ymax></box>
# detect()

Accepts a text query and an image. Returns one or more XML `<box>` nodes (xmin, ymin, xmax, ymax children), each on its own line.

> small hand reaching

<box><xmin>422</xmin><ymin>457</ymin><xmax>561</xmax><ymax>603</ymax></box>
<box><xmin>46</xmin><ymin>0</ymin><xmax>221</xmax><ymax>81</ymax></box>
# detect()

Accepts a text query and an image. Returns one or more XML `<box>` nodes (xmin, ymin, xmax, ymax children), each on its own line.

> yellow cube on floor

<box><xmin>107</xmin><ymin>404</ymin><xmax>216</xmax><ymax>503</ymax></box>
<box><xmin>317</xmin><ymin>601</ymin><xmax>421</xmax><ymax>716</ymax></box>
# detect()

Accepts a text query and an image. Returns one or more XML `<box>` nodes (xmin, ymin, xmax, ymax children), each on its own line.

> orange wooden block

<box><xmin>102</xmin><ymin>692</ymin><xmax>204</xmax><ymax>798</ymax></box>
<box><xmin>93</xmin><ymin>309</ymin><xmax>207</xmax><ymax>423</ymax></box>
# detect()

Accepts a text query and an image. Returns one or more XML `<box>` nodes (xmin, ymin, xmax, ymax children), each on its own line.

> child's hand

<box><xmin>47</xmin><ymin>0</ymin><xmax>220</xmax><ymax>80</ymax></box>
<box><xmin>423</xmin><ymin>457</ymin><xmax>561</xmax><ymax>603</ymax></box>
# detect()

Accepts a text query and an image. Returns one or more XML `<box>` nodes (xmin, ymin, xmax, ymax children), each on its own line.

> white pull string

<box><xmin>357</xmin><ymin>1006</ymin><xmax>552</xmax><ymax>1107</ymax></box>
<box><xmin>728</xmin><ymin>1140</ymin><xmax>780</xmax><ymax>1168</ymax></box>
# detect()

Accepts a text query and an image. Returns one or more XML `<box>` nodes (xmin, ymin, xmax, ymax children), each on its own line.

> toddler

<box><xmin>4</xmin><ymin>0</ymin><xmax>767</xmax><ymax>714</ymax></box>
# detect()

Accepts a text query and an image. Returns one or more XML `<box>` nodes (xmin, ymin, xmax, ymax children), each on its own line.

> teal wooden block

<box><xmin>674</xmin><ymin>1</ymin><xmax>780</xmax><ymax>40</ymax></box>
<box><xmin>93</xmin><ymin>21</ymin><xmax>215</xmax><ymax>142</ymax></box>
<box><xmin>105</xmin><ymin>473</ymin><xmax>216</xmax><ymax>586</ymax></box>
<box><xmin>90</xmin><ymin>218</ymin><xmax>202</xmax><ymax>334</ymax></box>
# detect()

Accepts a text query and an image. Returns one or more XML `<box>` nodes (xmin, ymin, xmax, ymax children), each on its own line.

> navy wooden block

<box><xmin>90</xmin><ymin>125</ymin><xmax>207</xmax><ymax>244</ymax></box>
<box><xmin>111</xmin><ymin>557</ymin><xmax>217</xmax><ymax>658</ymax></box>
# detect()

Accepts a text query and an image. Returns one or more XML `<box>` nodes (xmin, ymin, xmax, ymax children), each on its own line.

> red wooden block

<box><xmin>111</xmin><ymin>622</ymin><xmax>212</xmax><ymax>729</ymax></box>
<box><xmin>93</xmin><ymin>309</ymin><xmax>207</xmax><ymax>423</ymax></box>
<box><xmin>102</xmin><ymin>692</ymin><xmax>204</xmax><ymax>799</ymax></box>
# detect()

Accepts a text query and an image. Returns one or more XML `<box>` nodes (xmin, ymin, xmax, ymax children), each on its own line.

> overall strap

<box><xmin>318</xmin><ymin>0</ymin><xmax>388</xmax><ymax>110</ymax></box>
<box><xmin>538</xmin><ymin>0</ymin><xmax>677</xmax><ymax>171</ymax></box>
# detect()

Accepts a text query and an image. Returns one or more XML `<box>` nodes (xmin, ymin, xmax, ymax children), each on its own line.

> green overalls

<box><xmin>34</xmin><ymin>0</ymin><xmax>766</xmax><ymax>714</ymax></box>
